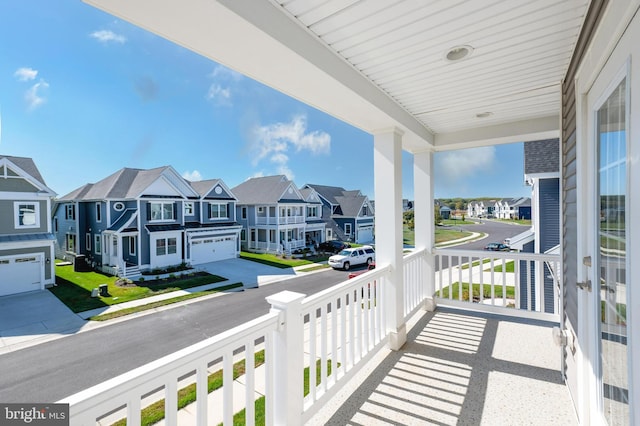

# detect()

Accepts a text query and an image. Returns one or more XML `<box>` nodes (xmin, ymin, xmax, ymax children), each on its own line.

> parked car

<box><xmin>328</xmin><ymin>246</ymin><xmax>375</xmax><ymax>270</ymax></box>
<box><xmin>348</xmin><ymin>261</ymin><xmax>376</xmax><ymax>279</ymax></box>
<box><xmin>484</xmin><ymin>242</ymin><xmax>510</xmax><ymax>251</ymax></box>
<box><xmin>317</xmin><ymin>240</ymin><xmax>351</xmax><ymax>253</ymax></box>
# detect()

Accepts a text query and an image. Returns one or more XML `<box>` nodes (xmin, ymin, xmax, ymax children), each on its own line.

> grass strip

<box><xmin>435</xmin><ymin>282</ymin><xmax>515</xmax><ymax>300</ymax></box>
<box><xmin>90</xmin><ymin>283</ymin><xmax>243</xmax><ymax>321</ymax></box>
<box><xmin>460</xmin><ymin>258</ymin><xmax>491</xmax><ymax>270</ymax></box>
<box><xmin>222</xmin><ymin>358</ymin><xmax>337</xmax><ymax>426</ymax></box>
<box><xmin>240</xmin><ymin>252</ymin><xmax>313</xmax><ymax>268</ymax></box>
<box><xmin>112</xmin><ymin>350</ymin><xmax>267</xmax><ymax>426</ymax></box>
<box><xmin>488</xmin><ymin>260</ymin><xmax>515</xmax><ymax>273</ymax></box>
<box><xmin>297</xmin><ymin>264</ymin><xmax>331</xmax><ymax>272</ymax></box>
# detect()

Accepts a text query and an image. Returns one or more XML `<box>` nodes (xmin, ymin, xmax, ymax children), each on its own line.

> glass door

<box><xmin>595</xmin><ymin>78</ymin><xmax>628</xmax><ymax>425</ymax></box>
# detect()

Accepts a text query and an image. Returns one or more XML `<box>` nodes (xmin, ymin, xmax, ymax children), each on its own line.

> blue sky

<box><xmin>0</xmin><ymin>0</ymin><xmax>530</xmax><ymax>201</ymax></box>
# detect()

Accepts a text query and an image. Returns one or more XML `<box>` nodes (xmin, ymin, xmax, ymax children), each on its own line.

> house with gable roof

<box><xmin>233</xmin><ymin>175</ymin><xmax>310</xmax><ymax>254</ymax></box>
<box><xmin>53</xmin><ymin>166</ymin><xmax>241</xmax><ymax>277</ymax></box>
<box><xmin>302</xmin><ymin>183</ymin><xmax>375</xmax><ymax>244</ymax></box>
<box><xmin>0</xmin><ymin>155</ymin><xmax>57</xmax><ymax>296</ymax></box>
<box><xmin>298</xmin><ymin>186</ymin><xmax>325</xmax><ymax>246</ymax></box>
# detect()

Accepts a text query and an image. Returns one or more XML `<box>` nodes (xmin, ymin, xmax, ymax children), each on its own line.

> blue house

<box><xmin>232</xmin><ymin>175</ymin><xmax>324</xmax><ymax>254</ymax></box>
<box><xmin>53</xmin><ymin>166</ymin><xmax>241</xmax><ymax>278</ymax></box>
<box><xmin>508</xmin><ymin>139</ymin><xmax>560</xmax><ymax>313</ymax></box>
<box><xmin>302</xmin><ymin>184</ymin><xmax>375</xmax><ymax>244</ymax></box>
<box><xmin>0</xmin><ymin>155</ymin><xmax>56</xmax><ymax>296</ymax></box>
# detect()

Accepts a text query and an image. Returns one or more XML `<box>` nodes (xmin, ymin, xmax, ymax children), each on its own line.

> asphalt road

<box><xmin>0</xmin><ymin>220</ymin><xmax>526</xmax><ymax>403</ymax></box>
<box><xmin>0</xmin><ymin>266</ymin><xmax>360</xmax><ymax>403</ymax></box>
<box><xmin>436</xmin><ymin>219</ymin><xmax>528</xmax><ymax>269</ymax></box>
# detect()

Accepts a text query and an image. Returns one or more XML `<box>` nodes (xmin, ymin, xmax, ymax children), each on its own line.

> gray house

<box><xmin>302</xmin><ymin>184</ymin><xmax>375</xmax><ymax>244</ymax></box>
<box><xmin>0</xmin><ymin>155</ymin><xmax>56</xmax><ymax>296</ymax></box>
<box><xmin>53</xmin><ymin>166</ymin><xmax>241</xmax><ymax>277</ymax></box>
<box><xmin>233</xmin><ymin>175</ymin><xmax>318</xmax><ymax>254</ymax></box>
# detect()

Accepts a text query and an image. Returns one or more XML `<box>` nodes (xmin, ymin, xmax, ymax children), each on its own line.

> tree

<box><xmin>434</xmin><ymin>205</ymin><xmax>442</xmax><ymax>224</ymax></box>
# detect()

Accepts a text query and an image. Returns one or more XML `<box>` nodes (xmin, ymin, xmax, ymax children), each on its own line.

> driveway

<box><xmin>0</xmin><ymin>290</ymin><xmax>86</xmax><ymax>354</ymax></box>
<box><xmin>196</xmin><ymin>257</ymin><xmax>300</xmax><ymax>288</ymax></box>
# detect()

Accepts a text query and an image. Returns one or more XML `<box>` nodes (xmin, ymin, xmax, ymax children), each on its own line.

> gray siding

<box><xmin>561</xmin><ymin>0</ymin><xmax>608</xmax><ymax>334</ymax></box>
<box><xmin>0</xmin><ymin>178</ymin><xmax>39</xmax><ymax>192</ymax></box>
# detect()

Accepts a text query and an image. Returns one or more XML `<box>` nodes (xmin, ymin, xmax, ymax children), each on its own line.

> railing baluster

<box><xmin>458</xmin><ymin>255</ymin><xmax>462</xmax><ymax>302</ymax></box>
<box><xmin>340</xmin><ymin>294</ymin><xmax>347</xmax><ymax>376</ymax></box>
<box><xmin>331</xmin><ymin>298</ymin><xmax>338</xmax><ymax>384</ymax></box>
<box><xmin>309</xmin><ymin>309</ymin><xmax>317</xmax><ymax>401</ymax></box>
<box><xmin>502</xmin><ymin>258</ymin><xmax>507</xmax><ymax>306</ymax></box>
<box><xmin>363</xmin><ymin>284</ymin><xmax>370</xmax><ymax>353</ymax></box>
<box><xmin>490</xmin><ymin>258</ymin><xmax>495</xmax><ymax>305</ymax></box>
<box><xmin>245</xmin><ymin>341</ymin><xmax>256</xmax><ymax>426</ymax></box>
<box><xmin>321</xmin><ymin>304</ymin><xmax>328</xmax><ymax>394</ymax></box>
<box><xmin>527</xmin><ymin>260</ymin><xmax>532</xmax><ymax>311</ymax></box>
<box><xmin>515</xmin><ymin>258</ymin><xmax>521</xmax><ymax>310</ymax></box>
<box><xmin>165</xmin><ymin>379</ymin><xmax>178</xmax><ymax>426</ymax></box>
<box><xmin>127</xmin><ymin>397</ymin><xmax>141</xmax><ymax>426</ymax></box>
<box><xmin>223</xmin><ymin>350</ymin><xmax>233</xmax><ymax>425</ymax></box>
<box><xmin>196</xmin><ymin>361</ymin><xmax>208</xmax><ymax>426</ymax></box>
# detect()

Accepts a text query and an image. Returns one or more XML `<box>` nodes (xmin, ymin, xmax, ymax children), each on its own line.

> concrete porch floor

<box><xmin>309</xmin><ymin>308</ymin><xmax>578</xmax><ymax>425</ymax></box>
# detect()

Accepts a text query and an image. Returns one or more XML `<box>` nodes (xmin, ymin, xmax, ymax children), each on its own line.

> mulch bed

<box><xmin>115</xmin><ymin>271</ymin><xmax>210</xmax><ymax>287</ymax></box>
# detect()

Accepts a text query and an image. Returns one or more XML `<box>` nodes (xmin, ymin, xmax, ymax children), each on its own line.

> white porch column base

<box><xmin>389</xmin><ymin>324</ymin><xmax>407</xmax><ymax>351</ymax></box>
<box><xmin>423</xmin><ymin>298</ymin><xmax>437</xmax><ymax>312</ymax></box>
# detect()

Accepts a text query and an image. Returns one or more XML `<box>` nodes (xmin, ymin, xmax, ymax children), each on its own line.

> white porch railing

<box><xmin>433</xmin><ymin>248</ymin><xmax>561</xmax><ymax>322</ymax></box>
<box><xmin>284</xmin><ymin>239</ymin><xmax>305</xmax><ymax>251</ymax></box>
<box><xmin>279</xmin><ymin>216</ymin><xmax>305</xmax><ymax>224</ymax></box>
<box><xmin>59</xmin><ymin>248</ymin><xmax>560</xmax><ymax>424</ymax></box>
<box><xmin>255</xmin><ymin>217</ymin><xmax>277</xmax><ymax>225</ymax></box>
<box><xmin>61</xmin><ymin>265</ymin><xmax>392</xmax><ymax>426</ymax></box>
<box><xmin>247</xmin><ymin>241</ymin><xmax>280</xmax><ymax>252</ymax></box>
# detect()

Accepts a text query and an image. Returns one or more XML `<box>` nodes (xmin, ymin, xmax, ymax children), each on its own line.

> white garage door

<box><xmin>0</xmin><ymin>256</ymin><xmax>42</xmax><ymax>296</ymax></box>
<box><xmin>191</xmin><ymin>236</ymin><xmax>236</xmax><ymax>265</ymax></box>
<box><xmin>357</xmin><ymin>227</ymin><xmax>374</xmax><ymax>244</ymax></box>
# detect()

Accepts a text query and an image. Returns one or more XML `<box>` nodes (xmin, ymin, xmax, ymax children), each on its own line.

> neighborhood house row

<box><xmin>0</xmin><ymin>155</ymin><xmax>375</xmax><ymax>295</ymax></box>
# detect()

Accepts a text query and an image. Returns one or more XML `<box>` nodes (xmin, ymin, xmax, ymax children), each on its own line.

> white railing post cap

<box><xmin>266</xmin><ymin>290</ymin><xmax>306</xmax><ymax>309</ymax></box>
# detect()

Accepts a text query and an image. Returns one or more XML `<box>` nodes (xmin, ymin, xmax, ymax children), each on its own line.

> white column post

<box><xmin>414</xmin><ymin>149</ymin><xmax>437</xmax><ymax>311</ymax></box>
<box><xmin>266</xmin><ymin>290</ymin><xmax>305</xmax><ymax>426</ymax></box>
<box><xmin>374</xmin><ymin>128</ymin><xmax>406</xmax><ymax>350</ymax></box>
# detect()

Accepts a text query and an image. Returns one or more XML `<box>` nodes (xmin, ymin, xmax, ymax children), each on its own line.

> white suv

<box><xmin>328</xmin><ymin>246</ymin><xmax>375</xmax><ymax>270</ymax></box>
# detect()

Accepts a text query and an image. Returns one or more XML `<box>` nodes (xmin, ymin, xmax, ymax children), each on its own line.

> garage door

<box><xmin>357</xmin><ymin>227</ymin><xmax>374</xmax><ymax>244</ymax></box>
<box><xmin>0</xmin><ymin>256</ymin><xmax>42</xmax><ymax>296</ymax></box>
<box><xmin>190</xmin><ymin>236</ymin><xmax>236</xmax><ymax>265</ymax></box>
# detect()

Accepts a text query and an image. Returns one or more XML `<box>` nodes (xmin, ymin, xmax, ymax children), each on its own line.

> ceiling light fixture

<box><xmin>476</xmin><ymin>112</ymin><xmax>493</xmax><ymax>118</ymax></box>
<box><xmin>445</xmin><ymin>45</ymin><xmax>474</xmax><ymax>62</ymax></box>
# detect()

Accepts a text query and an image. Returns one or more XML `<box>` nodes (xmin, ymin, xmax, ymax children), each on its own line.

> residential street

<box><xmin>0</xmin><ymin>267</ymin><xmax>356</xmax><ymax>403</ymax></box>
<box><xmin>0</xmin><ymin>219</ymin><xmax>525</xmax><ymax>404</ymax></box>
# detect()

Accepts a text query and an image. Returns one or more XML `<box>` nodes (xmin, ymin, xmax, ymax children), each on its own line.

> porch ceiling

<box><xmin>84</xmin><ymin>0</ymin><xmax>589</xmax><ymax>152</ymax></box>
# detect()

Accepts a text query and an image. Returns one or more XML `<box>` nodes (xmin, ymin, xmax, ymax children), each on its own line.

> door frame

<box><xmin>575</xmin><ymin>4</ymin><xmax>640</xmax><ymax>424</ymax></box>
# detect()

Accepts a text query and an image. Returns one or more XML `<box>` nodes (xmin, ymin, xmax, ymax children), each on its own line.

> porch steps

<box><xmin>122</xmin><ymin>265</ymin><xmax>141</xmax><ymax>279</ymax></box>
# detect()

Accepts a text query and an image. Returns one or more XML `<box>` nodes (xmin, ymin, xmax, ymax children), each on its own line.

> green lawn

<box><xmin>240</xmin><ymin>251</ymin><xmax>328</xmax><ymax>268</ymax></box>
<box><xmin>439</xmin><ymin>219</ymin><xmax>475</xmax><ymax>225</ymax></box>
<box><xmin>497</xmin><ymin>219</ymin><xmax>532</xmax><ymax>226</ymax></box>
<box><xmin>489</xmin><ymin>260</ymin><xmax>515</xmax><ymax>273</ymax></box>
<box><xmin>403</xmin><ymin>224</ymin><xmax>474</xmax><ymax>246</ymax></box>
<box><xmin>51</xmin><ymin>265</ymin><xmax>227</xmax><ymax>313</ymax></box>
<box><xmin>435</xmin><ymin>282</ymin><xmax>515</xmax><ymax>300</ymax></box>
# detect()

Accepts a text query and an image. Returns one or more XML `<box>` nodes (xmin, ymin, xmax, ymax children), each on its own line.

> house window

<box><xmin>307</xmin><ymin>206</ymin><xmax>318</xmax><ymax>217</ymax></box>
<box><xmin>258</xmin><ymin>206</ymin><xmax>264</xmax><ymax>213</ymax></box>
<box><xmin>86</xmin><ymin>233</ymin><xmax>91</xmax><ymax>251</ymax></box>
<box><xmin>96</xmin><ymin>202</ymin><xmax>101</xmax><ymax>222</ymax></box>
<box><xmin>156</xmin><ymin>239</ymin><xmax>166</xmax><ymax>256</ymax></box>
<box><xmin>184</xmin><ymin>202</ymin><xmax>194</xmax><ymax>216</ymax></box>
<box><xmin>150</xmin><ymin>202</ymin><xmax>174</xmax><ymax>221</ymax></box>
<box><xmin>95</xmin><ymin>235</ymin><xmax>102</xmax><ymax>255</ymax></box>
<box><xmin>66</xmin><ymin>234</ymin><xmax>76</xmax><ymax>252</ymax></box>
<box><xmin>345</xmin><ymin>223</ymin><xmax>352</xmax><ymax>235</ymax></box>
<box><xmin>14</xmin><ymin>202</ymin><xmax>39</xmax><ymax>228</ymax></box>
<box><xmin>129</xmin><ymin>236</ymin><xmax>136</xmax><ymax>256</ymax></box>
<box><xmin>241</xmin><ymin>229</ymin><xmax>246</xmax><ymax>241</ymax></box>
<box><xmin>156</xmin><ymin>237</ymin><xmax>177</xmax><ymax>256</ymax></box>
<box><xmin>241</xmin><ymin>207</ymin><xmax>247</xmax><ymax>219</ymax></box>
<box><xmin>362</xmin><ymin>206</ymin><xmax>368</xmax><ymax>216</ymax></box>
<box><xmin>209</xmin><ymin>203</ymin><xmax>228</xmax><ymax>219</ymax></box>
<box><xmin>53</xmin><ymin>217</ymin><xmax>58</xmax><ymax>233</ymax></box>
<box><xmin>65</xmin><ymin>204</ymin><xmax>75</xmax><ymax>220</ymax></box>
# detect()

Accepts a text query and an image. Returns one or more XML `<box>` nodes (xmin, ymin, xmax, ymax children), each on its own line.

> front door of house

<box><xmin>584</xmin><ymin>11</ymin><xmax>639</xmax><ymax>425</ymax></box>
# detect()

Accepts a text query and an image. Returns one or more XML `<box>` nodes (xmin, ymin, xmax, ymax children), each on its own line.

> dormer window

<box><xmin>184</xmin><ymin>202</ymin><xmax>194</xmax><ymax>216</ymax></box>
<box><xmin>209</xmin><ymin>203</ymin><xmax>228</xmax><ymax>219</ymax></box>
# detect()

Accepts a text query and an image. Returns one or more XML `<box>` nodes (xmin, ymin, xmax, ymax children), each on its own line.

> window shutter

<box><xmin>146</xmin><ymin>203</ymin><xmax>151</xmax><ymax>221</ymax></box>
<box><xmin>173</xmin><ymin>203</ymin><xmax>177</xmax><ymax>219</ymax></box>
<box><xmin>208</xmin><ymin>203</ymin><xmax>212</xmax><ymax>219</ymax></box>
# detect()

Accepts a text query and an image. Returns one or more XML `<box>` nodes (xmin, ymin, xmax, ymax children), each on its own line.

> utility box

<box><xmin>98</xmin><ymin>284</ymin><xmax>109</xmax><ymax>297</ymax></box>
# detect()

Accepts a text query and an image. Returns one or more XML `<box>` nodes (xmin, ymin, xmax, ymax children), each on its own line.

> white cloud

<box><xmin>206</xmin><ymin>84</ymin><xmax>231</xmax><ymax>103</ymax></box>
<box><xmin>435</xmin><ymin>146</ymin><xmax>496</xmax><ymax>182</ymax></box>
<box><xmin>90</xmin><ymin>30</ymin><xmax>127</xmax><ymax>44</ymax></box>
<box><xmin>14</xmin><ymin>67</ymin><xmax>38</xmax><ymax>82</ymax></box>
<box><xmin>25</xmin><ymin>80</ymin><xmax>49</xmax><ymax>110</ymax></box>
<box><xmin>182</xmin><ymin>170</ymin><xmax>203</xmax><ymax>181</ymax></box>
<box><xmin>250</xmin><ymin>115</ymin><xmax>330</xmax><ymax>178</ymax></box>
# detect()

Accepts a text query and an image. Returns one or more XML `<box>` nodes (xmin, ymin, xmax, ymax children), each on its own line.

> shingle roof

<box><xmin>304</xmin><ymin>184</ymin><xmax>347</xmax><ymax>205</ymax></box>
<box><xmin>59</xmin><ymin>166</ymin><xmax>172</xmax><ymax>200</ymax></box>
<box><xmin>333</xmin><ymin>195</ymin><xmax>366</xmax><ymax>217</ymax></box>
<box><xmin>299</xmin><ymin>187</ymin><xmax>322</xmax><ymax>204</ymax></box>
<box><xmin>0</xmin><ymin>155</ymin><xmax>48</xmax><ymax>187</ymax></box>
<box><xmin>524</xmin><ymin>139</ymin><xmax>559</xmax><ymax>174</ymax></box>
<box><xmin>232</xmin><ymin>175</ymin><xmax>299</xmax><ymax>204</ymax></box>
